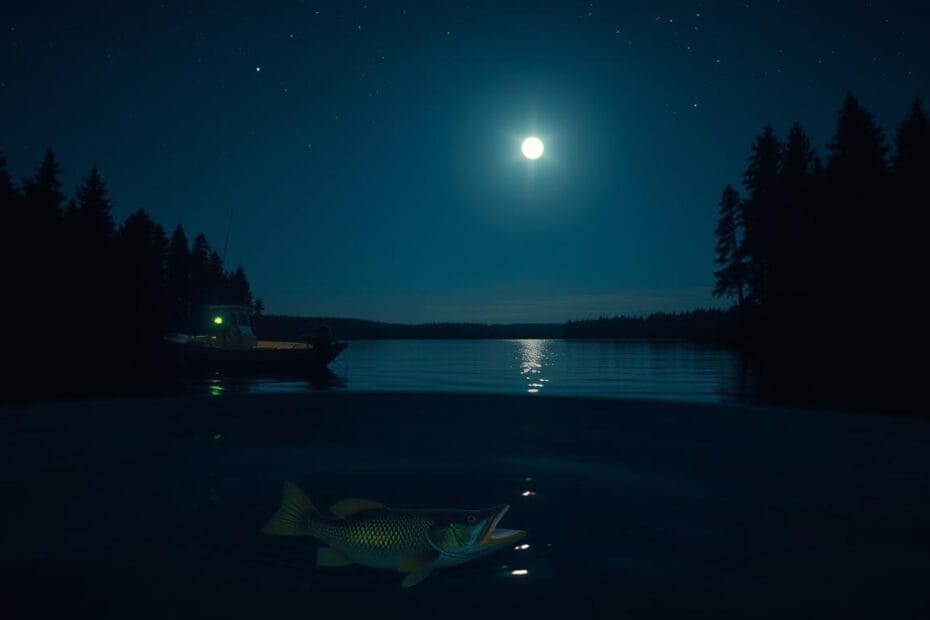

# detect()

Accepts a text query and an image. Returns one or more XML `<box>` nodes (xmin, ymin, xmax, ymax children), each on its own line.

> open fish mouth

<box><xmin>481</xmin><ymin>505</ymin><xmax>525</xmax><ymax>544</ymax></box>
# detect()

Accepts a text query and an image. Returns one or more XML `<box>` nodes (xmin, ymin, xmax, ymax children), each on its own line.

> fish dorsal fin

<box><xmin>330</xmin><ymin>498</ymin><xmax>385</xmax><ymax>518</ymax></box>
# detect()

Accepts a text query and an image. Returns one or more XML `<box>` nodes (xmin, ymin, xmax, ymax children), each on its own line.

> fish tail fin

<box><xmin>261</xmin><ymin>481</ymin><xmax>319</xmax><ymax>536</ymax></box>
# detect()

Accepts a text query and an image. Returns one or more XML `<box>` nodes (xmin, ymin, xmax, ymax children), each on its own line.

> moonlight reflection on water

<box><xmin>517</xmin><ymin>339</ymin><xmax>550</xmax><ymax>394</ymax></box>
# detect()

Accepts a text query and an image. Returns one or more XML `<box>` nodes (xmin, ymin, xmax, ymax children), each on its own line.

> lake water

<box><xmin>193</xmin><ymin>339</ymin><xmax>756</xmax><ymax>403</ymax></box>
<box><xmin>3</xmin><ymin>341</ymin><xmax>929</xmax><ymax>618</ymax></box>
<box><xmin>3</xmin><ymin>393</ymin><xmax>928</xmax><ymax>618</ymax></box>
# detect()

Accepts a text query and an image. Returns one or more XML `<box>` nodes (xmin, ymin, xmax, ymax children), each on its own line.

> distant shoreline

<box><xmin>337</xmin><ymin>337</ymin><xmax>697</xmax><ymax>342</ymax></box>
<box><xmin>253</xmin><ymin>308</ymin><xmax>735</xmax><ymax>342</ymax></box>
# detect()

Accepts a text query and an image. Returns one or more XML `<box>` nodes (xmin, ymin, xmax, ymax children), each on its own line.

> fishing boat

<box><xmin>165</xmin><ymin>305</ymin><xmax>347</xmax><ymax>375</ymax></box>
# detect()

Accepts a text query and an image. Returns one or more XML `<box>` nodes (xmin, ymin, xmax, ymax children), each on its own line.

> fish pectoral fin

<box><xmin>329</xmin><ymin>498</ymin><xmax>385</xmax><ymax>518</ymax></box>
<box><xmin>316</xmin><ymin>547</ymin><xmax>354</xmax><ymax>567</ymax></box>
<box><xmin>397</xmin><ymin>551</ymin><xmax>439</xmax><ymax>574</ymax></box>
<box><xmin>398</xmin><ymin>552</ymin><xmax>438</xmax><ymax>587</ymax></box>
<box><xmin>401</xmin><ymin>566</ymin><xmax>434</xmax><ymax>588</ymax></box>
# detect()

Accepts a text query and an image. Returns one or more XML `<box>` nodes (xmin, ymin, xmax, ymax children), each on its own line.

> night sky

<box><xmin>2</xmin><ymin>1</ymin><xmax>927</xmax><ymax>322</ymax></box>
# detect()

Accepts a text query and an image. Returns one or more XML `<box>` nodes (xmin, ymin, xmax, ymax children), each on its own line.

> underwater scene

<box><xmin>3</xmin><ymin>388</ymin><xmax>929</xmax><ymax>618</ymax></box>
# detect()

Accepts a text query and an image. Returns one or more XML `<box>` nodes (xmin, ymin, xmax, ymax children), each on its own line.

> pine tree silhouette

<box><xmin>824</xmin><ymin>93</ymin><xmax>889</xmax><ymax>323</ymax></box>
<box><xmin>0</xmin><ymin>153</ymin><xmax>14</xmax><ymax>206</ymax></box>
<box><xmin>22</xmin><ymin>148</ymin><xmax>65</xmax><ymax>226</ymax></box>
<box><xmin>16</xmin><ymin>149</ymin><xmax>68</xmax><ymax>385</ymax></box>
<box><xmin>104</xmin><ymin>210</ymin><xmax>165</xmax><ymax>386</ymax></box>
<box><xmin>61</xmin><ymin>166</ymin><xmax>118</xmax><ymax>384</ymax></box>
<box><xmin>0</xmin><ymin>154</ymin><xmax>23</xmax><ymax>360</ymax></box>
<box><xmin>828</xmin><ymin>93</ymin><xmax>889</xmax><ymax>175</ymax></box>
<box><xmin>0</xmin><ymin>153</ymin><xmax>18</xmax><ymax>257</ymax></box>
<box><xmin>890</xmin><ymin>97</ymin><xmax>929</xmax><ymax>379</ymax></box>
<box><xmin>893</xmin><ymin>98</ymin><xmax>930</xmax><ymax>178</ymax></box>
<box><xmin>774</xmin><ymin>123</ymin><xmax>817</xmax><ymax>315</ymax></box>
<box><xmin>228</xmin><ymin>265</ymin><xmax>253</xmax><ymax>306</ymax></box>
<box><xmin>166</xmin><ymin>225</ymin><xmax>192</xmax><ymax>331</ymax></box>
<box><xmin>207</xmin><ymin>250</ymin><xmax>226</xmax><ymax>303</ymax></box>
<box><xmin>71</xmin><ymin>166</ymin><xmax>115</xmax><ymax>246</ymax></box>
<box><xmin>741</xmin><ymin>125</ymin><xmax>781</xmax><ymax>306</ymax></box>
<box><xmin>713</xmin><ymin>185</ymin><xmax>745</xmax><ymax>306</ymax></box>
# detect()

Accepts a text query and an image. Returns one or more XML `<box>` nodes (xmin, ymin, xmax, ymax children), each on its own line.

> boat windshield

<box><xmin>208</xmin><ymin>309</ymin><xmax>252</xmax><ymax>329</ymax></box>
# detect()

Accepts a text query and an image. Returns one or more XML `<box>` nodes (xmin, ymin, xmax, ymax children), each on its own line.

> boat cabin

<box><xmin>206</xmin><ymin>305</ymin><xmax>258</xmax><ymax>349</ymax></box>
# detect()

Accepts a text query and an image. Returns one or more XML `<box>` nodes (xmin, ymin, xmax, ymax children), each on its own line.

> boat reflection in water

<box><xmin>198</xmin><ymin>369</ymin><xmax>346</xmax><ymax>396</ymax></box>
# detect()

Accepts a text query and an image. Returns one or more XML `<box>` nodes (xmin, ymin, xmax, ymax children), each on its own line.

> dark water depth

<box><xmin>2</xmin><ymin>393</ymin><xmax>928</xmax><ymax>618</ymax></box>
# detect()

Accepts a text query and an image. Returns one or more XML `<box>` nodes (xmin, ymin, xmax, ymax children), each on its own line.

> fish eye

<box><xmin>466</xmin><ymin>514</ymin><xmax>477</xmax><ymax>524</ymax></box>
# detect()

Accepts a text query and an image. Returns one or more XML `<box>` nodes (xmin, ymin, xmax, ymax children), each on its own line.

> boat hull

<box><xmin>167</xmin><ymin>341</ymin><xmax>348</xmax><ymax>376</ymax></box>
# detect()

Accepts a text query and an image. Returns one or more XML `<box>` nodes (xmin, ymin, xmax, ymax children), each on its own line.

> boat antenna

<box><xmin>222</xmin><ymin>204</ymin><xmax>234</xmax><ymax>264</ymax></box>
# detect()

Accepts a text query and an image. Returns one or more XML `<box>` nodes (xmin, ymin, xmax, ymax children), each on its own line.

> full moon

<box><xmin>521</xmin><ymin>136</ymin><xmax>544</xmax><ymax>160</ymax></box>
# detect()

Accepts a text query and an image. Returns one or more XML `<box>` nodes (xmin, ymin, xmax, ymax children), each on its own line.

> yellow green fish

<box><xmin>262</xmin><ymin>481</ymin><xmax>526</xmax><ymax>587</ymax></box>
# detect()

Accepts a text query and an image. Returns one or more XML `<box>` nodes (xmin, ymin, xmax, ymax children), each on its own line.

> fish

<box><xmin>261</xmin><ymin>481</ymin><xmax>526</xmax><ymax>587</ymax></box>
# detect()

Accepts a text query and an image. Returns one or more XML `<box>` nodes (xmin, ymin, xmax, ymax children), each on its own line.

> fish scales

<box><xmin>312</xmin><ymin>511</ymin><xmax>435</xmax><ymax>554</ymax></box>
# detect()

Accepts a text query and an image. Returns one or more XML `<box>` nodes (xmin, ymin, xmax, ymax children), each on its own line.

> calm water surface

<box><xmin>198</xmin><ymin>339</ymin><xmax>755</xmax><ymax>403</ymax></box>
<box><xmin>4</xmin><ymin>342</ymin><xmax>928</xmax><ymax>618</ymax></box>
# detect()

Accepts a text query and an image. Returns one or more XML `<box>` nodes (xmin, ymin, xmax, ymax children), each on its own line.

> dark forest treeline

<box><xmin>564</xmin><ymin>309</ymin><xmax>735</xmax><ymax>341</ymax></box>
<box><xmin>255</xmin><ymin>315</ymin><xmax>563</xmax><ymax>340</ymax></box>
<box><xmin>0</xmin><ymin>149</ymin><xmax>259</xmax><ymax>398</ymax></box>
<box><xmin>254</xmin><ymin>308</ymin><xmax>731</xmax><ymax>341</ymax></box>
<box><xmin>713</xmin><ymin>93</ymin><xmax>929</xmax><ymax>410</ymax></box>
